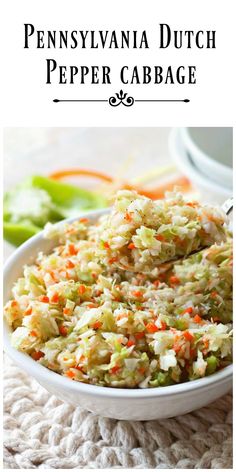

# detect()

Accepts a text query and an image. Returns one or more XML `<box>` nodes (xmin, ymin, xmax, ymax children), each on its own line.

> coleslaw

<box><xmin>4</xmin><ymin>190</ymin><xmax>232</xmax><ymax>388</ymax></box>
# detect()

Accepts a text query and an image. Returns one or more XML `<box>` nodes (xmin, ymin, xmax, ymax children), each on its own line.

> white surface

<box><xmin>3</xmin><ymin>210</ymin><xmax>233</xmax><ymax>421</ymax></box>
<box><xmin>169</xmin><ymin>128</ymin><xmax>232</xmax><ymax>203</ymax></box>
<box><xmin>179</xmin><ymin>127</ymin><xmax>232</xmax><ymax>188</ymax></box>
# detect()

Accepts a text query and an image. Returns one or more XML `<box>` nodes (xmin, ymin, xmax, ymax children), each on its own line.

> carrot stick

<box><xmin>134</xmin><ymin>176</ymin><xmax>191</xmax><ymax>199</ymax></box>
<box><xmin>49</xmin><ymin>169</ymin><xmax>113</xmax><ymax>183</ymax></box>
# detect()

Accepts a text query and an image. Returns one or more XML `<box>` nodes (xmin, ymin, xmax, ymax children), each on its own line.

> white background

<box><xmin>2</xmin><ymin>0</ymin><xmax>236</xmax><ymax>127</ymax></box>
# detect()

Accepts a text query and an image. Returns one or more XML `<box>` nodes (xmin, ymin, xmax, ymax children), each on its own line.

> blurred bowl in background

<box><xmin>179</xmin><ymin>127</ymin><xmax>232</xmax><ymax>189</ymax></box>
<box><xmin>169</xmin><ymin>128</ymin><xmax>232</xmax><ymax>204</ymax></box>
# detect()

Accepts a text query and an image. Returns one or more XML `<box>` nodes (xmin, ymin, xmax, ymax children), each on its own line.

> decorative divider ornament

<box><xmin>53</xmin><ymin>91</ymin><xmax>189</xmax><ymax>107</ymax></box>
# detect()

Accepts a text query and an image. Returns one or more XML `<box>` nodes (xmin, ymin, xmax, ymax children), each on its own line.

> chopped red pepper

<box><xmin>25</xmin><ymin>306</ymin><xmax>32</xmax><ymax>316</ymax></box>
<box><xmin>132</xmin><ymin>290</ymin><xmax>143</xmax><ymax>298</ymax></box>
<box><xmin>127</xmin><ymin>339</ymin><xmax>135</xmax><ymax>347</ymax></box>
<box><xmin>78</xmin><ymin>285</ymin><xmax>86</xmax><ymax>295</ymax></box>
<box><xmin>66</xmin><ymin>260</ymin><xmax>75</xmax><ymax>269</ymax></box>
<box><xmin>182</xmin><ymin>307</ymin><xmax>193</xmax><ymax>314</ymax></box>
<box><xmin>63</xmin><ymin>308</ymin><xmax>71</xmax><ymax>315</ymax></box>
<box><xmin>128</xmin><ymin>242</ymin><xmax>136</xmax><ymax>249</ymax></box>
<box><xmin>161</xmin><ymin>321</ymin><xmax>167</xmax><ymax>330</ymax></box>
<box><xmin>51</xmin><ymin>292</ymin><xmax>59</xmax><ymax>303</ymax></box>
<box><xmin>146</xmin><ymin>322</ymin><xmax>158</xmax><ymax>333</ymax></box>
<box><xmin>183</xmin><ymin>331</ymin><xmax>194</xmax><ymax>342</ymax></box>
<box><xmin>169</xmin><ymin>276</ymin><xmax>180</xmax><ymax>285</ymax></box>
<box><xmin>68</xmin><ymin>244</ymin><xmax>78</xmax><ymax>255</ymax></box>
<box><xmin>92</xmin><ymin>321</ymin><xmax>102</xmax><ymax>329</ymax></box>
<box><xmin>39</xmin><ymin>295</ymin><xmax>49</xmax><ymax>303</ymax></box>
<box><xmin>110</xmin><ymin>365</ymin><xmax>120</xmax><ymax>374</ymax></box>
<box><xmin>30</xmin><ymin>330</ymin><xmax>37</xmax><ymax>337</ymax></box>
<box><xmin>74</xmin><ymin>365</ymin><xmax>84</xmax><ymax>371</ymax></box>
<box><xmin>103</xmin><ymin>242</ymin><xmax>110</xmax><ymax>249</ymax></box>
<box><xmin>138</xmin><ymin>367</ymin><xmax>146</xmax><ymax>374</ymax></box>
<box><xmin>11</xmin><ymin>300</ymin><xmax>18</xmax><ymax>308</ymax></box>
<box><xmin>155</xmin><ymin>234</ymin><xmax>165</xmax><ymax>241</ymax></box>
<box><xmin>59</xmin><ymin>325</ymin><xmax>68</xmax><ymax>336</ymax></box>
<box><xmin>87</xmin><ymin>303</ymin><xmax>98</xmax><ymax>308</ymax></box>
<box><xmin>31</xmin><ymin>351</ymin><xmax>45</xmax><ymax>361</ymax></box>
<box><xmin>135</xmin><ymin>331</ymin><xmax>145</xmax><ymax>339</ymax></box>
<box><xmin>153</xmin><ymin>280</ymin><xmax>160</xmax><ymax>288</ymax></box>
<box><xmin>108</xmin><ymin>257</ymin><xmax>118</xmax><ymax>264</ymax></box>
<box><xmin>66</xmin><ymin>370</ymin><xmax>75</xmax><ymax>378</ymax></box>
<box><xmin>124</xmin><ymin>212</ymin><xmax>133</xmax><ymax>222</ymax></box>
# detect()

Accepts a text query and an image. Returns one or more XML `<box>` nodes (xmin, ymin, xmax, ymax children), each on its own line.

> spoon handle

<box><xmin>221</xmin><ymin>197</ymin><xmax>233</xmax><ymax>215</ymax></box>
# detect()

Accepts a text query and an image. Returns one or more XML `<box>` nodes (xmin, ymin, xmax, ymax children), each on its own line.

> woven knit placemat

<box><xmin>4</xmin><ymin>355</ymin><xmax>232</xmax><ymax>469</ymax></box>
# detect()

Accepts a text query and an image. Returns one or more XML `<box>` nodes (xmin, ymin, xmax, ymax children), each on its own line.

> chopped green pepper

<box><xmin>3</xmin><ymin>175</ymin><xmax>108</xmax><ymax>246</ymax></box>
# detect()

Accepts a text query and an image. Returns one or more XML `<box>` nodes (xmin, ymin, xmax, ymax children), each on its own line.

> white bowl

<box><xmin>179</xmin><ymin>127</ymin><xmax>232</xmax><ymax>189</ymax></box>
<box><xmin>4</xmin><ymin>211</ymin><xmax>232</xmax><ymax>420</ymax></box>
<box><xmin>169</xmin><ymin>128</ymin><xmax>232</xmax><ymax>204</ymax></box>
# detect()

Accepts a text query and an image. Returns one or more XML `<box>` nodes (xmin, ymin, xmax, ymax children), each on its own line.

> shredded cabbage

<box><xmin>4</xmin><ymin>191</ymin><xmax>232</xmax><ymax>388</ymax></box>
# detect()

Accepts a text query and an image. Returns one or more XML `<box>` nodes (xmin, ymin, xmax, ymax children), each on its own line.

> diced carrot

<box><xmin>169</xmin><ymin>276</ymin><xmax>180</xmax><ymax>285</ymax></box>
<box><xmin>183</xmin><ymin>307</ymin><xmax>193</xmax><ymax>314</ymax></box>
<box><xmin>79</xmin><ymin>217</ymin><xmax>89</xmax><ymax>224</ymax></box>
<box><xmin>190</xmin><ymin>348</ymin><xmax>196</xmax><ymax>358</ymax></box>
<box><xmin>155</xmin><ymin>234</ymin><xmax>165</xmax><ymax>241</ymax></box>
<box><xmin>92</xmin><ymin>321</ymin><xmax>102</xmax><ymax>329</ymax></box>
<box><xmin>51</xmin><ymin>292</ymin><xmax>59</xmax><ymax>303</ymax></box>
<box><xmin>117</xmin><ymin>313</ymin><xmax>128</xmax><ymax>321</ymax></box>
<box><xmin>183</xmin><ymin>331</ymin><xmax>194</xmax><ymax>342</ymax></box>
<box><xmin>11</xmin><ymin>300</ymin><xmax>18</xmax><ymax>308</ymax></box>
<box><xmin>186</xmin><ymin>201</ymin><xmax>199</xmax><ymax>208</ymax></box>
<box><xmin>210</xmin><ymin>291</ymin><xmax>218</xmax><ymax>299</ymax></box>
<box><xmin>49</xmin><ymin>270</ymin><xmax>57</xmax><ymax>282</ymax></box>
<box><xmin>124</xmin><ymin>212</ymin><xmax>133</xmax><ymax>222</ymax></box>
<box><xmin>39</xmin><ymin>295</ymin><xmax>49</xmax><ymax>303</ymax></box>
<box><xmin>138</xmin><ymin>367</ymin><xmax>146</xmax><ymax>374</ymax></box>
<box><xmin>173</xmin><ymin>343</ymin><xmax>181</xmax><ymax>354</ymax></box>
<box><xmin>153</xmin><ymin>280</ymin><xmax>160</xmax><ymax>288</ymax></box>
<box><xmin>132</xmin><ymin>290</ymin><xmax>143</xmax><ymax>298</ymax></box>
<box><xmin>110</xmin><ymin>365</ymin><xmax>120</xmax><ymax>374</ymax></box>
<box><xmin>66</xmin><ymin>260</ymin><xmax>75</xmax><ymax>269</ymax></box>
<box><xmin>146</xmin><ymin>322</ymin><xmax>158</xmax><ymax>334</ymax></box>
<box><xmin>87</xmin><ymin>303</ymin><xmax>98</xmax><ymax>308</ymax></box>
<box><xmin>78</xmin><ymin>285</ymin><xmax>86</xmax><ymax>295</ymax></box>
<box><xmin>128</xmin><ymin>242</ymin><xmax>135</xmax><ymax>250</ymax></box>
<box><xmin>108</xmin><ymin>257</ymin><xmax>118</xmax><ymax>264</ymax></box>
<box><xmin>127</xmin><ymin>339</ymin><xmax>135</xmax><ymax>347</ymax></box>
<box><xmin>135</xmin><ymin>331</ymin><xmax>145</xmax><ymax>339</ymax></box>
<box><xmin>193</xmin><ymin>314</ymin><xmax>202</xmax><ymax>324</ymax></box>
<box><xmin>59</xmin><ymin>325</ymin><xmax>68</xmax><ymax>336</ymax></box>
<box><xmin>66</xmin><ymin>370</ymin><xmax>75</xmax><ymax>378</ymax></box>
<box><xmin>30</xmin><ymin>330</ymin><xmax>37</xmax><ymax>337</ymax></box>
<box><xmin>74</xmin><ymin>365</ymin><xmax>83</xmax><ymax>371</ymax></box>
<box><xmin>103</xmin><ymin>242</ymin><xmax>110</xmax><ymax>249</ymax></box>
<box><xmin>63</xmin><ymin>308</ymin><xmax>71</xmax><ymax>315</ymax></box>
<box><xmin>25</xmin><ymin>306</ymin><xmax>32</xmax><ymax>316</ymax></box>
<box><xmin>161</xmin><ymin>321</ymin><xmax>167</xmax><ymax>330</ymax></box>
<box><xmin>68</xmin><ymin>244</ymin><xmax>78</xmax><ymax>255</ymax></box>
<box><xmin>31</xmin><ymin>351</ymin><xmax>45</xmax><ymax>361</ymax></box>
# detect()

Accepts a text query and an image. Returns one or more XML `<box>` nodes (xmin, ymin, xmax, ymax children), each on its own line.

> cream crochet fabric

<box><xmin>4</xmin><ymin>356</ymin><xmax>232</xmax><ymax>469</ymax></box>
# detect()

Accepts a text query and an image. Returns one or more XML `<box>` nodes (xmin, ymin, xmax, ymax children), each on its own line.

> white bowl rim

<box><xmin>4</xmin><ymin>210</ymin><xmax>233</xmax><ymax>400</ymax></box>
<box><xmin>169</xmin><ymin>129</ymin><xmax>231</xmax><ymax>195</ymax></box>
<box><xmin>179</xmin><ymin>127</ymin><xmax>232</xmax><ymax>176</ymax></box>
